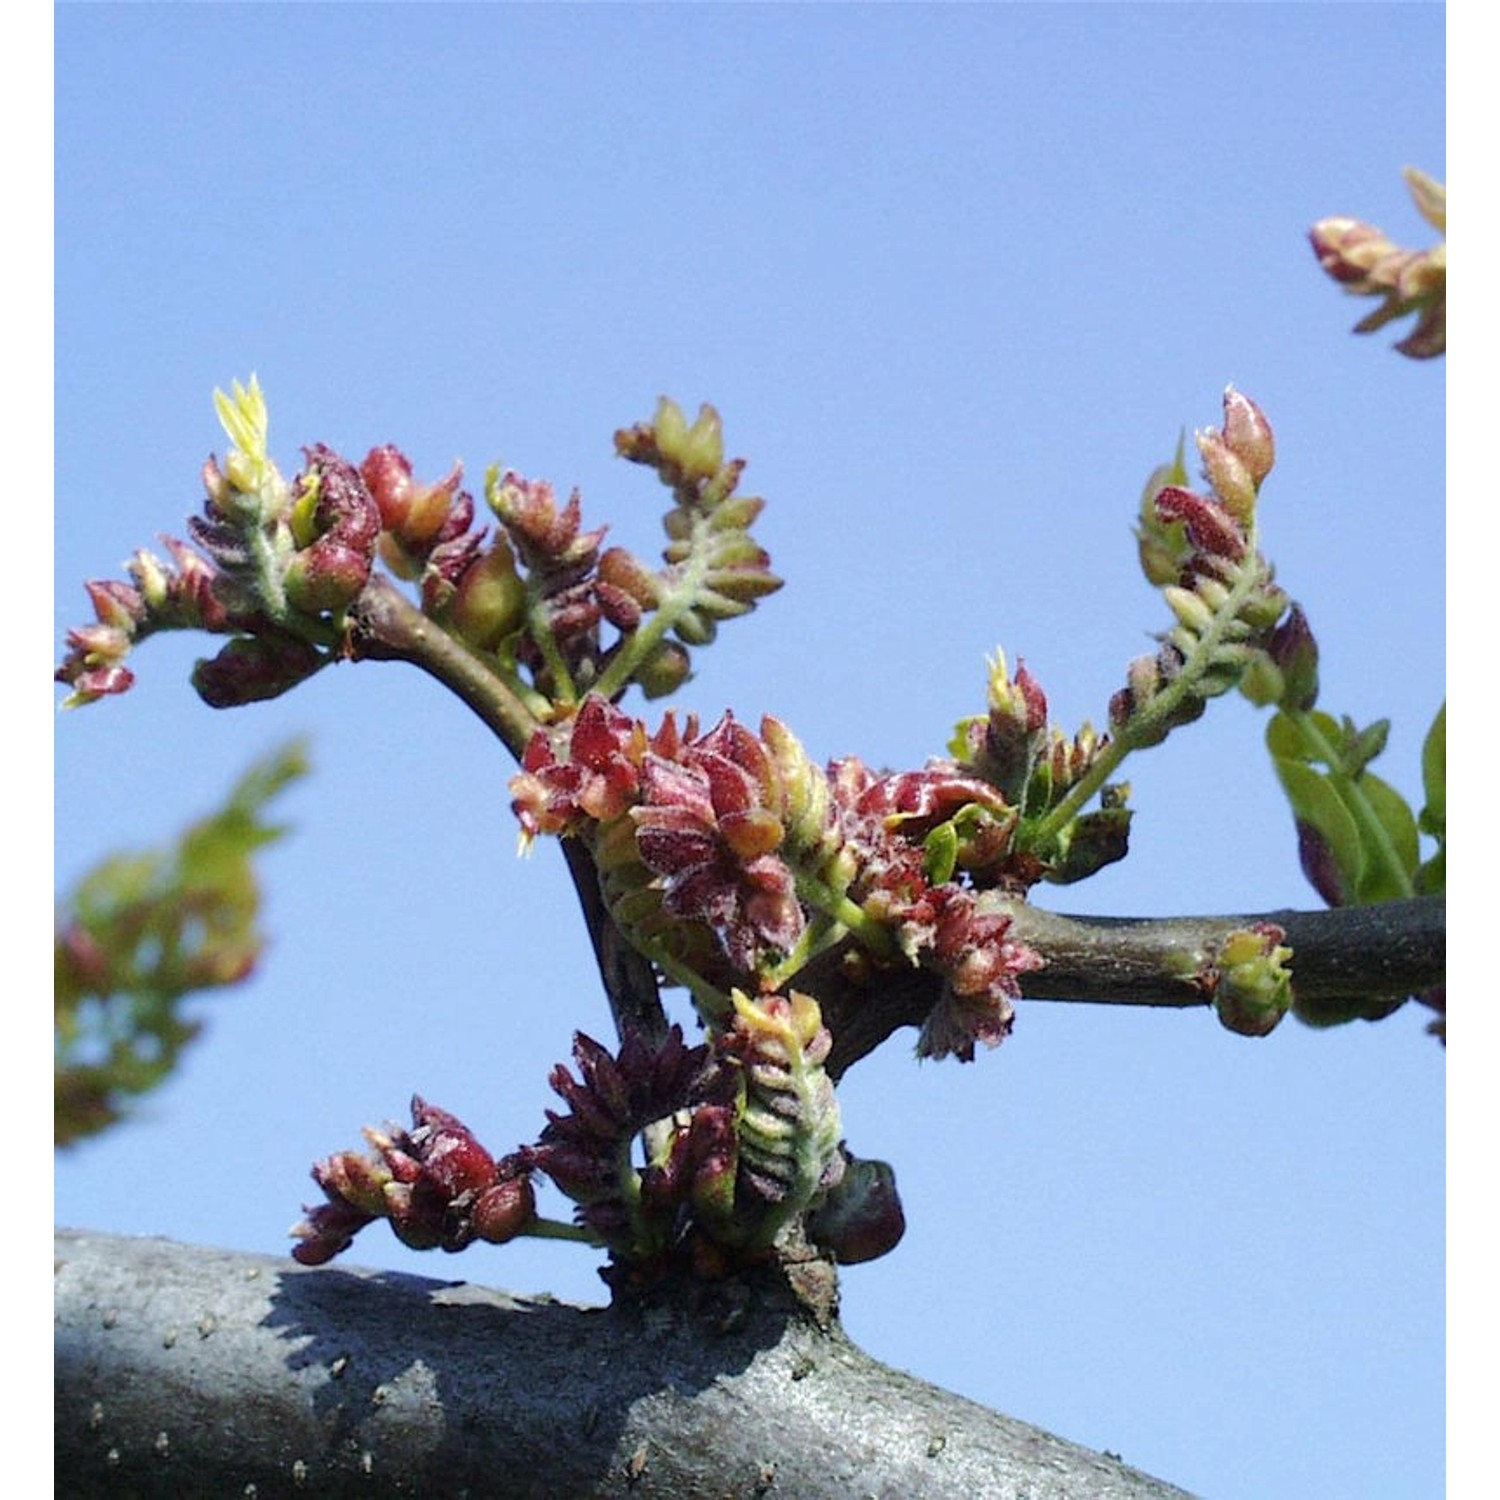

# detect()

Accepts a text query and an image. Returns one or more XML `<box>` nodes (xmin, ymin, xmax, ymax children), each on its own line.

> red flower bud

<box><xmin>191</xmin><ymin>635</ymin><xmax>325</xmax><ymax>708</ymax></box>
<box><xmin>1153</xmin><ymin>486</ymin><xmax>1246</xmax><ymax>561</ymax></box>
<box><xmin>473</xmin><ymin>1177</ymin><xmax>537</xmax><ymax>1244</ymax></box>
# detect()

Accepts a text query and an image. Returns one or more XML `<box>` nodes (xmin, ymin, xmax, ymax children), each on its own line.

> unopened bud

<box><xmin>1163</xmin><ymin>584</ymin><xmax>1216</xmax><ymax>636</ymax></box>
<box><xmin>473</xmin><ymin>1177</ymin><xmax>537</xmax><ymax>1244</ymax></box>
<box><xmin>1220</xmin><ymin>387</ymin><xmax>1275</xmax><ymax>489</ymax></box>
<box><xmin>1237</xmin><ymin>653</ymin><xmax>1285</xmax><ymax>708</ymax></box>
<box><xmin>647</xmin><ymin>398</ymin><xmax>725</xmax><ymax>488</ymax></box>
<box><xmin>1196</xmin><ymin>428</ymin><xmax>1257</xmax><ymax>524</ymax></box>
<box><xmin>192</xmin><ymin>634</ymin><xmax>324</xmax><ymax>708</ymax></box>
<box><xmin>597</xmin><ymin>548</ymin><xmax>664</xmax><ymax>608</ymax></box>
<box><xmin>1211</xmin><ymin>924</ymin><xmax>1293</xmax><ymax>1037</ymax></box>
<box><xmin>84</xmin><ymin>580</ymin><xmax>145</xmax><ymax>633</ymax></box>
<box><xmin>284</xmin><ymin>539</ymin><xmax>373</xmax><ymax>613</ymax></box>
<box><xmin>128</xmin><ymin>549</ymin><xmax>172</xmax><ymax>610</ymax></box>
<box><xmin>1154</xmin><ymin>487</ymin><xmax>1246</xmax><ymax>561</ymax></box>
<box><xmin>806</xmin><ymin>1155</ymin><xmax>906</xmax><ymax>1265</ymax></box>
<box><xmin>360</xmin><ymin>444</ymin><xmax>415</xmax><ymax>527</ymax></box>
<box><xmin>634</xmin><ymin>640</ymin><xmax>693</xmax><ymax>699</ymax></box>
<box><xmin>201</xmin><ymin>456</ymin><xmax>234</xmax><ymax>512</ymax></box>
<box><xmin>677</xmin><ymin>404</ymin><xmax>724</xmax><ymax>484</ymax></box>
<box><xmin>1267</xmin><ymin>606</ymin><xmax>1319</xmax><ymax>710</ymax></box>
<box><xmin>1048</xmin><ymin>804</ymin><xmax>1131</xmax><ymax>884</ymax></box>
<box><xmin>449</xmin><ymin>536</ymin><xmax>526</xmax><ymax>650</ymax></box>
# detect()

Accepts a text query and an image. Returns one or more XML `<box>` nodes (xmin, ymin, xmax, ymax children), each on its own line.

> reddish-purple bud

<box><xmin>285</xmin><ymin>447</ymin><xmax>380</xmax><ymax>611</ymax></box>
<box><xmin>1297</xmin><ymin>820</ymin><xmax>1347</xmax><ymax>908</ymax></box>
<box><xmin>408</xmin><ymin>1096</ymin><xmax>498</xmax><ymax>1200</ymax></box>
<box><xmin>284</xmin><ymin>538</ymin><xmax>375</xmax><ymax>613</ymax></box>
<box><xmin>85</xmin><ymin>579</ymin><xmax>146</xmax><ymax>632</ymax></box>
<box><xmin>361</xmin><ymin>445</ymin><xmax>470</xmax><ymax>558</ymax></box>
<box><xmin>806</xmin><ymin>1155</ymin><xmax>906</xmax><ymax>1265</ymax></box>
<box><xmin>1153</xmin><ymin>487</ymin><xmax>1246</xmax><ymax>561</ymax></box>
<box><xmin>191</xmin><ymin>634</ymin><xmax>325</xmax><ymax>708</ymax></box>
<box><xmin>598</xmin><ymin>547</ymin><xmax>664</xmax><ymax>608</ymax></box>
<box><xmin>472</xmin><ymin>1177</ymin><xmax>537</xmax><ymax>1244</ymax></box>
<box><xmin>360</xmin><ymin>445</ymin><xmax>417</xmax><ymax>529</ymax></box>
<box><xmin>1268</xmin><ymin>606</ymin><xmax>1319</xmax><ymax>711</ymax></box>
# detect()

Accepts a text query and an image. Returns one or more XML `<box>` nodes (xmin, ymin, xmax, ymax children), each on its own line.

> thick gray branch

<box><xmin>56</xmin><ymin>1229</ymin><xmax>1193</xmax><ymax>1499</ymax></box>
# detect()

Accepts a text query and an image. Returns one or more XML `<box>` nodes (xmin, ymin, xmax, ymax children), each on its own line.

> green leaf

<box><xmin>1345</xmin><ymin>717</ymin><xmax>1391</xmax><ymax>778</ymax></box>
<box><xmin>1415</xmin><ymin>701</ymin><xmax>1445</xmax><ymax>896</ymax></box>
<box><xmin>55</xmin><ymin>740</ymin><xmax>308</xmax><ymax>1147</ymax></box>
<box><xmin>1266</xmin><ymin>708</ymin><xmax>1340</xmax><ymax>763</ymax></box>
<box><xmin>1271</xmin><ymin>756</ymin><xmax>1364</xmax><ymax>898</ymax></box>
<box><xmin>923</xmin><ymin>821</ymin><xmax>960</xmax><ymax>886</ymax></box>
<box><xmin>1351</xmin><ymin>771</ymin><xmax>1420</xmax><ymax>903</ymax></box>
<box><xmin>1420</xmin><ymin>702</ymin><xmax>1446</xmax><ymax>837</ymax></box>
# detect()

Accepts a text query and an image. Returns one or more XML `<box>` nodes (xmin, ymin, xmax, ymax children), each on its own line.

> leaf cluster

<box><xmin>54</xmin><ymin>743</ymin><xmax>307</xmax><ymax>1145</ymax></box>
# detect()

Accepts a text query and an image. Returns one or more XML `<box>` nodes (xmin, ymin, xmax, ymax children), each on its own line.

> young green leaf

<box><xmin>55</xmin><ymin>742</ymin><xmax>308</xmax><ymax>1146</ymax></box>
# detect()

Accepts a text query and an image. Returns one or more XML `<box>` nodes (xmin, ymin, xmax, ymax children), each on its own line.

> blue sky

<box><xmin>54</xmin><ymin>7</ymin><xmax>1445</xmax><ymax>1496</ymax></box>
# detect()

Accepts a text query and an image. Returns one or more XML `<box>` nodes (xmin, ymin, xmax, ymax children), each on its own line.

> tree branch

<box><xmin>55</xmin><ymin>1229</ymin><xmax>1193</xmax><ymax>1499</ymax></box>
<box><xmin>346</xmin><ymin>579</ymin><xmax>668</xmax><ymax>1045</ymax></box>
<box><xmin>346</xmin><ymin>576</ymin><xmax>541</xmax><ymax>759</ymax></box>
<box><xmin>819</xmin><ymin>897</ymin><xmax>1445</xmax><ymax>1077</ymax></box>
<box><xmin>337</xmin><ymin>581</ymin><xmax>1447</xmax><ymax>1074</ymax></box>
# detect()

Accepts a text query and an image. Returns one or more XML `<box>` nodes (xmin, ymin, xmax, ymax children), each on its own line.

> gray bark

<box><xmin>56</xmin><ymin>1228</ymin><xmax>1194</xmax><ymax>1499</ymax></box>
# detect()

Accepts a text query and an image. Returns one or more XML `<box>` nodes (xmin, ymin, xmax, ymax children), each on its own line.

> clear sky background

<box><xmin>54</xmin><ymin>7</ymin><xmax>1444</xmax><ymax>1497</ymax></box>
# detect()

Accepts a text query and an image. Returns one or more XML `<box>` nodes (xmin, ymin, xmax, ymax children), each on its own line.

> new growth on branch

<box><xmin>56</xmin><ymin>170</ymin><xmax>1445</xmax><ymax>1293</ymax></box>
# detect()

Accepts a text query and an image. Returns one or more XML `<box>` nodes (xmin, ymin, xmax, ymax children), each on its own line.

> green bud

<box><xmin>1196</xmin><ymin>428</ymin><xmax>1257</xmax><ymax>524</ymax></box>
<box><xmin>677</xmin><ymin>403</ymin><xmax>724</xmax><ymax>485</ymax></box>
<box><xmin>673</xmin><ymin>608</ymin><xmax>718</xmax><ymax>646</ymax></box>
<box><xmin>633</xmin><ymin>641</ymin><xmax>692</xmax><ymax>699</ymax></box>
<box><xmin>128</xmin><ymin>549</ymin><xmax>172</xmax><ymax>611</ymax></box>
<box><xmin>1164</xmin><ymin>584</ymin><xmax>1216</xmax><ymax>635</ymax></box>
<box><xmin>1238</xmin><ymin>652</ymin><xmax>1285</xmax><ymax>707</ymax></box>
<box><xmin>1212</xmin><ymin>925</ymin><xmax>1293</xmax><ymax>1037</ymax></box>
<box><xmin>450</xmin><ymin>536</ymin><xmax>526</xmax><ymax>650</ymax></box>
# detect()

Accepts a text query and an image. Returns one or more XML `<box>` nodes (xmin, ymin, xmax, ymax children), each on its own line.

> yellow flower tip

<box><xmin>653</xmin><ymin>396</ymin><xmax>688</xmax><ymax>451</ymax></box>
<box><xmin>730</xmin><ymin>987</ymin><xmax>824</xmax><ymax>1048</ymax></box>
<box><xmin>1402</xmin><ymin>167</ymin><xmax>1446</xmax><ymax>236</ymax></box>
<box><xmin>212</xmin><ymin>373</ymin><xmax>272</xmax><ymax>491</ymax></box>
<box><xmin>650</xmin><ymin>396</ymin><xmax>724</xmax><ymax>484</ymax></box>
<box><xmin>984</xmin><ymin>647</ymin><xmax>1014</xmax><ymax>705</ymax></box>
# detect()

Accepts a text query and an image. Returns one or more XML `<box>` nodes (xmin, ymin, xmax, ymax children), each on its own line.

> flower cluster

<box><xmin>512</xmin><ymin>695</ymin><xmax>1047</xmax><ymax>1062</ymax></box>
<box><xmin>1117</xmin><ymin>388</ymin><xmax>1305</xmax><ymax>742</ymax></box>
<box><xmin>527</xmin><ymin>1002</ymin><xmax>847</xmax><ymax>1271</ymax></box>
<box><xmin>1309</xmin><ymin>167</ymin><xmax>1445</xmax><ymax>359</ymax></box>
<box><xmin>291</xmin><ymin>1097</ymin><xmax>537</xmax><ymax>1266</ymax></box>
<box><xmin>523</xmin><ymin>1024</ymin><xmax>721</xmax><ymax>1260</ymax></box>
<box><xmin>718</xmin><ymin>990</ymin><xmax>843</xmax><ymax>1226</ymax></box>
<box><xmin>514</xmin><ymin>698</ymin><xmax>842</xmax><ymax>983</ymax></box>
<box><xmin>57</xmin><ymin>539</ymin><xmax>231</xmax><ymax>706</ymax></box>
<box><xmin>57</xmin><ymin>380</ymin><xmax>389</xmax><ymax>709</ymax></box>
<box><xmin>945</xmin><ymin>651</ymin><xmax>1126</xmax><ymax>887</ymax></box>
<box><xmin>57</xmin><ymin>386</ymin><xmax>781</xmax><ymax>717</ymax></box>
<box><xmin>295</xmin><ymin>1007</ymin><xmax>898</xmax><ymax>1281</ymax></box>
<box><xmin>360</xmin><ymin>444</ymin><xmax>477</xmax><ymax>582</ymax></box>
